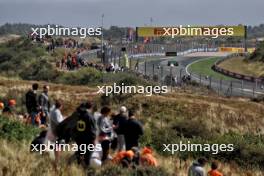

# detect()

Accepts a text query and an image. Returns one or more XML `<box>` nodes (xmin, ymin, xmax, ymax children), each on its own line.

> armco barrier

<box><xmin>212</xmin><ymin>53</ymin><xmax>264</xmax><ymax>82</ymax></box>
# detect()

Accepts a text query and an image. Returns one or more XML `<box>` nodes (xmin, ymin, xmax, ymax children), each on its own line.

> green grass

<box><xmin>188</xmin><ymin>57</ymin><xmax>235</xmax><ymax>80</ymax></box>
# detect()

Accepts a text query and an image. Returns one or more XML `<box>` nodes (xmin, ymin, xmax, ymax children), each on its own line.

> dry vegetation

<box><xmin>0</xmin><ymin>34</ymin><xmax>20</xmax><ymax>44</ymax></box>
<box><xmin>218</xmin><ymin>56</ymin><xmax>264</xmax><ymax>77</ymax></box>
<box><xmin>0</xmin><ymin>76</ymin><xmax>264</xmax><ymax>175</ymax></box>
<box><xmin>1</xmin><ymin>139</ymin><xmax>263</xmax><ymax>176</ymax></box>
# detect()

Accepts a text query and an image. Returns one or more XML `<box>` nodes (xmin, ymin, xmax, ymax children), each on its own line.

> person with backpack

<box><xmin>208</xmin><ymin>161</ymin><xmax>223</xmax><ymax>176</ymax></box>
<box><xmin>38</xmin><ymin>85</ymin><xmax>51</xmax><ymax>125</ymax></box>
<box><xmin>112</xmin><ymin>106</ymin><xmax>128</xmax><ymax>151</ymax></box>
<box><xmin>188</xmin><ymin>158</ymin><xmax>207</xmax><ymax>176</ymax></box>
<box><xmin>124</xmin><ymin>109</ymin><xmax>144</xmax><ymax>150</ymax></box>
<box><xmin>25</xmin><ymin>83</ymin><xmax>39</xmax><ymax>125</ymax></box>
<box><xmin>97</xmin><ymin>106</ymin><xmax>113</xmax><ymax>163</ymax></box>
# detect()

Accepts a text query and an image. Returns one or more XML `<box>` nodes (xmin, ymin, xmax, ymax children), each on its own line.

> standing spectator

<box><xmin>61</xmin><ymin>57</ymin><xmax>66</xmax><ymax>69</ymax></box>
<box><xmin>66</xmin><ymin>54</ymin><xmax>72</xmax><ymax>70</ymax></box>
<box><xmin>77</xmin><ymin>53</ymin><xmax>81</xmax><ymax>66</ymax></box>
<box><xmin>25</xmin><ymin>83</ymin><xmax>39</xmax><ymax>125</ymax></box>
<box><xmin>38</xmin><ymin>85</ymin><xmax>51</xmax><ymax>125</ymax></box>
<box><xmin>47</xmin><ymin>100</ymin><xmax>64</xmax><ymax>164</ymax></box>
<box><xmin>208</xmin><ymin>161</ymin><xmax>223</xmax><ymax>176</ymax></box>
<box><xmin>49</xmin><ymin>100</ymin><xmax>64</xmax><ymax>139</ymax></box>
<box><xmin>97</xmin><ymin>106</ymin><xmax>113</xmax><ymax>163</ymax></box>
<box><xmin>71</xmin><ymin>54</ymin><xmax>77</xmax><ymax>69</ymax></box>
<box><xmin>113</xmin><ymin>106</ymin><xmax>128</xmax><ymax>151</ymax></box>
<box><xmin>188</xmin><ymin>158</ymin><xmax>207</xmax><ymax>176</ymax></box>
<box><xmin>124</xmin><ymin>109</ymin><xmax>144</xmax><ymax>150</ymax></box>
<box><xmin>72</xmin><ymin>101</ymin><xmax>97</xmax><ymax>167</ymax></box>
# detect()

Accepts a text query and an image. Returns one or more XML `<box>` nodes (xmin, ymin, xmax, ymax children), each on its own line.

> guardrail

<box><xmin>212</xmin><ymin>53</ymin><xmax>264</xmax><ymax>83</ymax></box>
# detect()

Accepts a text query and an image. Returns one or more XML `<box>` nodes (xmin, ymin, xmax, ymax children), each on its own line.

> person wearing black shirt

<box><xmin>57</xmin><ymin>101</ymin><xmax>97</xmax><ymax>166</ymax></box>
<box><xmin>124</xmin><ymin>109</ymin><xmax>144</xmax><ymax>150</ymax></box>
<box><xmin>25</xmin><ymin>83</ymin><xmax>39</xmax><ymax>125</ymax></box>
<box><xmin>30</xmin><ymin>130</ymin><xmax>47</xmax><ymax>153</ymax></box>
<box><xmin>113</xmin><ymin>106</ymin><xmax>128</xmax><ymax>151</ymax></box>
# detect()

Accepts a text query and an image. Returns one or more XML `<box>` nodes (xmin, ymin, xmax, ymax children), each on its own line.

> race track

<box><xmin>137</xmin><ymin>53</ymin><xmax>264</xmax><ymax>98</ymax></box>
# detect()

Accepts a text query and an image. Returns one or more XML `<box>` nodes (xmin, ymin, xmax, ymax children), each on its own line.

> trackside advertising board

<box><xmin>137</xmin><ymin>26</ymin><xmax>246</xmax><ymax>38</ymax></box>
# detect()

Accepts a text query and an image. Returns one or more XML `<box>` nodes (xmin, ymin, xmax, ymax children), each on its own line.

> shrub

<box><xmin>20</xmin><ymin>58</ymin><xmax>60</xmax><ymax>81</ymax></box>
<box><xmin>0</xmin><ymin>116</ymin><xmax>40</xmax><ymax>141</ymax></box>
<box><xmin>55</xmin><ymin>67</ymin><xmax>103</xmax><ymax>85</ymax></box>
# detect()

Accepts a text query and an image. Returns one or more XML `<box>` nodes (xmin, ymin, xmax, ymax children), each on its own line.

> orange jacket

<box><xmin>208</xmin><ymin>170</ymin><xmax>223</xmax><ymax>176</ymax></box>
<box><xmin>112</xmin><ymin>150</ymin><xmax>134</xmax><ymax>164</ymax></box>
<box><xmin>140</xmin><ymin>147</ymin><xmax>158</xmax><ymax>167</ymax></box>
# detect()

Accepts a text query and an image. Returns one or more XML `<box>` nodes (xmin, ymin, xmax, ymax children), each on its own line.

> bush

<box><xmin>146</xmin><ymin>123</ymin><xmax>264</xmax><ymax>169</ymax></box>
<box><xmin>20</xmin><ymin>58</ymin><xmax>60</xmax><ymax>81</ymax></box>
<box><xmin>0</xmin><ymin>116</ymin><xmax>40</xmax><ymax>141</ymax></box>
<box><xmin>55</xmin><ymin>67</ymin><xmax>103</xmax><ymax>85</ymax></box>
<box><xmin>171</xmin><ymin>118</ymin><xmax>217</xmax><ymax>139</ymax></box>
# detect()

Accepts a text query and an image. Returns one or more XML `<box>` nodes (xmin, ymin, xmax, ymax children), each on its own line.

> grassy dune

<box><xmin>0</xmin><ymin>78</ymin><xmax>264</xmax><ymax>175</ymax></box>
<box><xmin>1</xmin><ymin>37</ymin><xmax>264</xmax><ymax>175</ymax></box>
<box><xmin>218</xmin><ymin>41</ymin><xmax>264</xmax><ymax>78</ymax></box>
<box><xmin>218</xmin><ymin>56</ymin><xmax>264</xmax><ymax>77</ymax></box>
<box><xmin>1</xmin><ymin>139</ymin><xmax>263</xmax><ymax>176</ymax></box>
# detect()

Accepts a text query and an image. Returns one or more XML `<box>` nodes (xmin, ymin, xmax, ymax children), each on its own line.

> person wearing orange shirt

<box><xmin>112</xmin><ymin>150</ymin><xmax>135</xmax><ymax>168</ymax></box>
<box><xmin>140</xmin><ymin>146</ymin><xmax>158</xmax><ymax>167</ymax></box>
<box><xmin>208</xmin><ymin>161</ymin><xmax>223</xmax><ymax>176</ymax></box>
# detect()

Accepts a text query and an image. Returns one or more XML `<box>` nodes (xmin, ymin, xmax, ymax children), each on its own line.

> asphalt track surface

<box><xmin>137</xmin><ymin>55</ymin><xmax>264</xmax><ymax>98</ymax></box>
<box><xmin>80</xmin><ymin>49</ymin><xmax>264</xmax><ymax>98</ymax></box>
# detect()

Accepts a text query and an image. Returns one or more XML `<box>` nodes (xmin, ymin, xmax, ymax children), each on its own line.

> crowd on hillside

<box><xmin>57</xmin><ymin>51</ymin><xmax>124</xmax><ymax>73</ymax></box>
<box><xmin>0</xmin><ymin>83</ymin><xmax>224</xmax><ymax>176</ymax></box>
<box><xmin>22</xmin><ymin>83</ymin><xmax>155</xmax><ymax>169</ymax></box>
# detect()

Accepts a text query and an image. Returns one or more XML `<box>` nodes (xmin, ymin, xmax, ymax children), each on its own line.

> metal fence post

<box><xmin>230</xmin><ymin>81</ymin><xmax>233</xmax><ymax>96</ymax></box>
<box><xmin>152</xmin><ymin>64</ymin><xmax>155</xmax><ymax>77</ymax></box>
<box><xmin>160</xmin><ymin>66</ymin><xmax>163</xmax><ymax>86</ymax></box>
<box><xmin>209</xmin><ymin>76</ymin><xmax>212</xmax><ymax>88</ymax></box>
<box><xmin>129</xmin><ymin>57</ymin><xmax>132</xmax><ymax>70</ymax></box>
<box><xmin>220</xmin><ymin>79</ymin><xmax>222</xmax><ymax>92</ymax></box>
<box><xmin>144</xmin><ymin>61</ymin><xmax>147</xmax><ymax>76</ymax></box>
<box><xmin>241</xmin><ymin>80</ymin><xmax>244</xmax><ymax>96</ymax></box>
<box><xmin>170</xmin><ymin>66</ymin><xmax>173</xmax><ymax>92</ymax></box>
<box><xmin>179</xmin><ymin>69</ymin><xmax>182</xmax><ymax>84</ymax></box>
